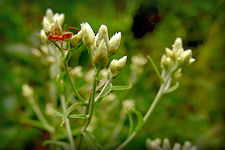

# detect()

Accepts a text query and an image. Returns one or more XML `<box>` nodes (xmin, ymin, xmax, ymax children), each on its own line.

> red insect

<box><xmin>48</xmin><ymin>26</ymin><xmax>80</xmax><ymax>48</ymax></box>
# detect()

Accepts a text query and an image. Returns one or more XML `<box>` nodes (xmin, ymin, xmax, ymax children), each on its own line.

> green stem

<box><xmin>53</xmin><ymin>42</ymin><xmax>85</xmax><ymax>102</ymax></box>
<box><xmin>60</xmin><ymin>95</ymin><xmax>75</xmax><ymax>150</ymax></box>
<box><xmin>116</xmin><ymin>73</ymin><xmax>171</xmax><ymax>150</ymax></box>
<box><xmin>94</xmin><ymin>78</ymin><xmax>112</xmax><ymax>103</ymax></box>
<box><xmin>28</xmin><ymin>97</ymin><xmax>54</xmax><ymax>133</ymax></box>
<box><xmin>78</xmin><ymin>69</ymin><xmax>100</xmax><ymax>150</ymax></box>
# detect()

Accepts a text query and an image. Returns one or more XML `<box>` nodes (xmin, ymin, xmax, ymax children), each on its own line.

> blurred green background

<box><xmin>0</xmin><ymin>0</ymin><xmax>224</xmax><ymax>149</ymax></box>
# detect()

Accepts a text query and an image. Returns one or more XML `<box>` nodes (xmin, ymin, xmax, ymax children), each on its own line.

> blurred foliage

<box><xmin>0</xmin><ymin>0</ymin><xmax>224</xmax><ymax>149</ymax></box>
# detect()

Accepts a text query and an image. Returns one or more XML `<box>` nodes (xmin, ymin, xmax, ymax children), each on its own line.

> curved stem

<box><xmin>116</xmin><ymin>73</ymin><xmax>171</xmax><ymax>150</ymax></box>
<box><xmin>64</xmin><ymin>61</ymin><xmax>85</xmax><ymax>102</ymax></box>
<box><xmin>94</xmin><ymin>78</ymin><xmax>112</xmax><ymax>103</ymax></box>
<box><xmin>78</xmin><ymin>69</ymin><xmax>100</xmax><ymax>150</ymax></box>
<box><xmin>60</xmin><ymin>95</ymin><xmax>75</xmax><ymax>150</ymax></box>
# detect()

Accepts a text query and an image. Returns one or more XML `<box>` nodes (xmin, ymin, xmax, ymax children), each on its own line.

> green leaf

<box><xmin>128</xmin><ymin>112</ymin><xmax>134</xmax><ymax>136</ymax></box>
<box><xmin>130</xmin><ymin>109</ymin><xmax>144</xmax><ymax>132</ymax></box>
<box><xmin>60</xmin><ymin>103</ymin><xmax>86</xmax><ymax>126</ymax></box>
<box><xmin>147</xmin><ymin>55</ymin><xmax>164</xmax><ymax>83</ymax></box>
<box><xmin>112</xmin><ymin>82</ymin><xmax>132</xmax><ymax>91</ymax></box>
<box><xmin>83</xmin><ymin>131</ymin><xmax>103</xmax><ymax>150</ymax></box>
<box><xmin>68</xmin><ymin>114</ymin><xmax>88</xmax><ymax>119</ymax></box>
<box><xmin>165</xmin><ymin>82</ymin><xmax>179</xmax><ymax>94</ymax></box>
<box><xmin>43</xmin><ymin>140</ymin><xmax>70</xmax><ymax>149</ymax></box>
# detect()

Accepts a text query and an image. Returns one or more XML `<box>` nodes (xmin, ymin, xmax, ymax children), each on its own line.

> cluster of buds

<box><xmin>70</xmin><ymin>22</ymin><xmax>126</xmax><ymax>76</ymax></box>
<box><xmin>160</xmin><ymin>38</ymin><xmax>195</xmax><ymax>79</ymax></box>
<box><xmin>40</xmin><ymin>9</ymin><xmax>65</xmax><ymax>43</ymax></box>
<box><xmin>146</xmin><ymin>138</ymin><xmax>197</xmax><ymax>150</ymax></box>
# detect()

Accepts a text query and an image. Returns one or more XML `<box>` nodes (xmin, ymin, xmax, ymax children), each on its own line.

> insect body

<box><xmin>48</xmin><ymin>26</ymin><xmax>80</xmax><ymax>48</ymax></box>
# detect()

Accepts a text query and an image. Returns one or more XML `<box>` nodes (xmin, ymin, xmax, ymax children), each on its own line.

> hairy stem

<box><xmin>116</xmin><ymin>73</ymin><xmax>171</xmax><ymax>150</ymax></box>
<box><xmin>28</xmin><ymin>97</ymin><xmax>54</xmax><ymax>133</ymax></box>
<box><xmin>60</xmin><ymin>95</ymin><xmax>75</xmax><ymax>150</ymax></box>
<box><xmin>78</xmin><ymin>69</ymin><xmax>100</xmax><ymax>150</ymax></box>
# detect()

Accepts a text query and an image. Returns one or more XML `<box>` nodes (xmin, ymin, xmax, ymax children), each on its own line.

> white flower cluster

<box><xmin>70</xmin><ymin>22</ymin><xmax>126</xmax><ymax>76</ymax></box>
<box><xmin>146</xmin><ymin>138</ymin><xmax>197</xmax><ymax>150</ymax></box>
<box><xmin>40</xmin><ymin>8</ymin><xmax>65</xmax><ymax>43</ymax></box>
<box><xmin>161</xmin><ymin>38</ymin><xmax>195</xmax><ymax>79</ymax></box>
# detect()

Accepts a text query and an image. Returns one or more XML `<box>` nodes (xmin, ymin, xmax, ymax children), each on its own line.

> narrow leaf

<box><xmin>130</xmin><ymin>109</ymin><xmax>144</xmax><ymax>132</ymax></box>
<box><xmin>128</xmin><ymin>112</ymin><xmax>134</xmax><ymax>136</ymax></box>
<box><xmin>165</xmin><ymin>82</ymin><xmax>179</xmax><ymax>94</ymax></box>
<box><xmin>68</xmin><ymin>114</ymin><xmax>88</xmax><ymax>119</ymax></box>
<box><xmin>43</xmin><ymin>140</ymin><xmax>70</xmax><ymax>149</ymax></box>
<box><xmin>112</xmin><ymin>83</ymin><xmax>132</xmax><ymax>91</ymax></box>
<box><xmin>83</xmin><ymin>131</ymin><xmax>103</xmax><ymax>150</ymax></box>
<box><xmin>147</xmin><ymin>55</ymin><xmax>164</xmax><ymax>83</ymax></box>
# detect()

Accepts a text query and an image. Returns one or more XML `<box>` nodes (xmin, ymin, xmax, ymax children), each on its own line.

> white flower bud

<box><xmin>93</xmin><ymin>39</ymin><xmax>108</xmax><ymax>68</ymax></box>
<box><xmin>189</xmin><ymin>58</ymin><xmax>195</xmax><ymax>65</ymax></box>
<box><xmin>109</xmin><ymin>56</ymin><xmax>127</xmax><ymax>77</ymax></box>
<box><xmin>122</xmin><ymin>99</ymin><xmax>135</xmax><ymax>113</ymax></box>
<box><xmin>43</xmin><ymin>17</ymin><xmax>53</xmax><ymax>34</ymax></box>
<box><xmin>182</xmin><ymin>49</ymin><xmax>192</xmax><ymax>64</ymax></box>
<box><xmin>70</xmin><ymin>30</ymin><xmax>83</xmax><ymax>48</ymax></box>
<box><xmin>173</xmin><ymin>37</ymin><xmax>183</xmax><ymax>52</ymax></box>
<box><xmin>81</xmin><ymin>22</ymin><xmax>95</xmax><ymax>48</ymax></box>
<box><xmin>182</xmin><ymin>141</ymin><xmax>192</xmax><ymax>150</ymax></box>
<box><xmin>52</xmin><ymin>20</ymin><xmax>62</xmax><ymax>35</ymax></box>
<box><xmin>161</xmin><ymin>54</ymin><xmax>172</xmax><ymax>70</ymax></box>
<box><xmin>162</xmin><ymin>138</ymin><xmax>171</xmax><ymax>150</ymax></box>
<box><xmin>54</xmin><ymin>13</ymin><xmax>65</xmax><ymax>25</ymax></box>
<box><xmin>108</xmin><ymin>32</ymin><xmax>121</xmax><ymax>56</ymax></box>
<box><xmin>46</xmin><ymin>8</ymin><xmax>54</xmax><ymax>23</ymax></box>
<box><xmin>96</xmin><ymin>24</ymin><xmax>109</xmax><ymax>47</ymax></box>
<box><xmin>131</xmin><ymin>55</ymin><xmax>147</xmax><ymax>66</ymax></box>
<box><xmin>40</xmin><ymin>45</ymin><xmax>49</xmax><ymax>54</ymax></box>
<box><xmin>165</xmin><ymin>48</ymin><xmax>174</xmax><ymax>58</ymax></box>
<box><xmin>85</xmin><ymin>69</ymin><xmax>95</xmax><ymax>83</ymax></box>
<box><xmin>173</xmin><ymin>143</ymin><xmax>181</xmax><ymax>150</ymax></box>
<box><xmin>40</xmin><ymin>29</ymin><xmax>48</xmax><ymax>43</ymax></box>
<box><xmin>22</xmin><ymin>84</ymin><xmax>33</xmax><ymax>98</ymax></box>
<box><xmin>31</xmin><ymin>48</ymin><xmax>42</xmax><ymax>57</ymax></box>
<box><xmin>46</xmin><ymin>56</ymin><xmax>55</xmax><ymax>65</ymax></box>
<box><xmin>70</xmin><ymin>66</ymin><xmax>83</xmax><ymax>79</ymax></box>
<box><xmin>100</xmin><ymin>69</ymin><xmax>109</xmax><ymax>80</ymax></box>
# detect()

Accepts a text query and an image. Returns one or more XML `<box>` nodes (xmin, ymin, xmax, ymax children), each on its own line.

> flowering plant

<box><xmin>22</xmin><ymin>9</ymin><xmax>196</xmax><ymax>150</ymax></box>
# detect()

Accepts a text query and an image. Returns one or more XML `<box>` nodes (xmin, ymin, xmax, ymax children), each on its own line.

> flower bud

<box><xmin>109</xmin><ymin>56</ymin><xmax>127</xmax><ymax>77</ymax></box>
<box><xmin>174</xmin><ymin>68</ymin><xmax>182</xmax><ymax>79</ymax></box>
<box><xmin>40</xmin><ymin>30</ymin><xmax>48</xmax><ymax>43</ymax></box>
<box><xmin>70</xmin><ymin>66</ymin><xmax>83</xmax><ymax>79</ymax></box>
<box><xmin>189</xmin><ymin>58</ymin><xmax>195</xmax><ymax>65</ymax></box>
<box><xmin>46</xmin><ymin>56</ymin><xmax>55</xmax><ymax>65</ymax></box>
<box><xmin>31</xmin><ymin>48</ymin><xmax>42</xmax><ymax>57</ymax></box>
<box><xmin>108</xmin><ymin>32</ymin><xmax>121</xmax><ymax>56</ymax></box>
<box><xmin>100</xmin><ymin>69</ymin><xmax>109</xmax><ymax>80</ymax></box>
<box><xmin>93</xmin><ymin>40</ymin><xmax>108</xmax><ymax>68</ymax></box>
<box><xmin>162</xmin><ymin>138</ymin><xmax>171</xmax><ymax>150</ymax></box>
<box><xmin>53</xmin><ymin>13</ymin><xmax>65</xmax><ymax>25</ymax></box>
<box><xmin>96</xmin><ymin>24</ymin><xmax>109</xmax><ymax>47</ymax></box>
<box><xmin>52</xmin><ymin>20</ymin><xmax>62</xmax><ymax>35</ymax></box>
<box><xmin>40</xmin><ymin>45</ymin><xmax>49</xmax><ymax>54</ymax></box>
<box><xmin>173</xmin><ymin>143</ymin><xmax>181</xmax><ymax>150</ymax></box>
<box><xmin>182</xmin><ymin>141</ymin><xmax>192</xmax><ymax>150</ymax></box>
<box><xmin>43</xmin><ymin>17</ymin><xmax>52</xmax><ymax>34</ymax></box>
<box><xmin>172</xmin><ymin>37</ymin><xmax>183</xmax><ymax>52</ymax></box>
<box><xmin>22</xmin><ymin>84</ymin><xmax>33</xmax><ymax>98</ymax></box>
<box><xmin>165</xmin><ymin>48</ymin><xmax>174</xmax><ymax>58</ymax></box>
<box><xmin>70</xmin><ymin>30</ymin><xmax>83</xmax><ymax>48</ymax></box>
<box><xmin>161</xmin><ymin>55</ymin><xmax>172</xmax><ymax>70</ymax></box>
<box><xmin>182</xmin><ymin>49</ymin><xmax>192</xmax><ymax>64</ymax></box>
<box><xmin>46</xmin><ymin>8</ymin><xmax>54</xmax><ymax>23</ymax></box>
<box><xmin>122</xmin><ymin>99</ymin><xmax>135</xmax><ymax>113</ymax></box>
<box><xmin>81</xmin><ymin>22</ymin><xmax>95</xmax><ymax>48</ymax></box>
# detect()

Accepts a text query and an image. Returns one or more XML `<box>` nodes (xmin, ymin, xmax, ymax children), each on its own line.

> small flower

<box><xmin>81</xmin><ymin>22</ymin><xmax>95</xmax><ymax>48</ymax></box>
<box><xmin>146</xmin><ymin>138</ymin><xmax>198</xmax><ymax>150</ymax></box>
<box><xmin>109</xmin><ymin>56</ymin><xmax>127</xmax><ymax>77</ymax></box>
<box><xmin>40</xmin><ymin>29</ymin><xmax>48</xmax><ymax>43</ymax></box>
<box><xmin>22</xmin><ymin>84</ymin><xmax>33</xmax><ymax>98</ymax></box>
<box><xmin>122</xmin><ymin>99</ymin><xmax>135</xmax><ymax>114</ymax></box>
<box><xmin>70</xmin><ymin>66</ymin><xmax>83</xmax><ymax>79</ymax></box>
<box><xmin>107</xmin><ymin>32</ymin><xmax>121</xmax><ymax>56</ymax></box>
<box><xmin>70</xmin><ymin>30</ymin><xmax>83</xmax><ymax>48</ymax></box>
<box><xmin>93</xmin><ymin>39</ymin><xmax>108</xmax><ymax>68</ymax></box>
<box><xmin>31</xmin><ymin>48</ymin><xmax>42</xmax><ymax>57</ymax></box>
<box><xmin>95</xmin><ymin>24</ymin><xmax>109</xmax><ymax>48</ymax></box>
